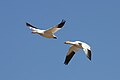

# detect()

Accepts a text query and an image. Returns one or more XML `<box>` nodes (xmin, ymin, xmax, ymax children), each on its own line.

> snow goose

<box><xmin>64</xmin><ymin>41</ymin><xmax>91</xmax><ymax>65</ymax></box>
<box><xmin>26</xmin><ymin>19</ymin><xmax>66</xmax><ymax>39</ymax></box>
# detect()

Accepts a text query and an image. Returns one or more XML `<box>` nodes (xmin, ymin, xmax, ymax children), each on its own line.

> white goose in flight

<box><xmin>26</xmin><ymin>19</ymin><xmax>66</xmax><ymax>39</ymax></box>
<box><xmin>64</xmin><ymin>41</ymin><xmax>91</xmax><ymax>65</ymax></box>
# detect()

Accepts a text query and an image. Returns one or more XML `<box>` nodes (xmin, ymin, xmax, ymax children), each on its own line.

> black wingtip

<box><xmin>64</xmin><ymin>62</ymin><xmax>68</xmax><ymax>65</ymax></box>
<box><xmin>57</xmin><ymin>19</ymin><xmax>66</xmax><ymax>28</ymax></box>
<box><xmin>26</xmin><ymin>22</ymin><xmax>30</xmax><ymax>26</ymax></box>
<box><xmin>62</xmin><ymin>19</ymin><xmax>66</xmax><ymax>23</ymax></box>
<box><xmin>64</xmin><ymin>51</ymin><xmax>75</xmax><ymax>65</ymax></box>
<box><xmin>87</xmin><ymin>50</ymin><xmax>91</xmax><ymax>61</ymax></box>
<box><xmin>53</xmin><ymin>37</ymin><xmax>57</xmax><ymax>39</ymax></box>
<box><xmin>64</xmin><ymin>61</ymin><xmax>69</xmax><ymax>65</ymax></box>
<box><xmin>88</xmin><ymin>57</ymin><xmax>91</xmax><ymax>61</ymax></box>
<box><xmin>26</xmin><ymin>22</ymin><xmax>38</xmax><ymax>29</ymax></box>
<box><xmin>26</xmin><ymin>22</ymin><xmax>33</xmax><ymax>27</ymax></box>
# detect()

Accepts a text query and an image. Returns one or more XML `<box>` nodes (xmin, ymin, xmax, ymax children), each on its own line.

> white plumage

<box><xmin>64</xmin><ymin>41</ymin><xmax>91</xmax><ymax>65</ymax></box>
<box><xmin>26</xmin><ymin>19</ymin><xmax>66</xmax><ymax>39</ymax></box>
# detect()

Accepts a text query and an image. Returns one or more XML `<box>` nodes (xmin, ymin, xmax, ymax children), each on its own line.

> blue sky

<box><xmin>0</xmin><ymin>0</ymin><xmax>120</xmax><ymax>80</ymax></box>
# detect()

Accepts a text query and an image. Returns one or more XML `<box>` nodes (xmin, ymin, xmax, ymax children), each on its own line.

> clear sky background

<box><xmin>0</xmin><ymin>0</ymin><xmax>120</xmax><ymax>80</ymax></box>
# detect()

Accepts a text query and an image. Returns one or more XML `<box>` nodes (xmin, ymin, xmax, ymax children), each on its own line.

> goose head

<box><xmin>64</xmin><ymin>41</ymin><xmax>73</xmax><ymax>45</ymax></box>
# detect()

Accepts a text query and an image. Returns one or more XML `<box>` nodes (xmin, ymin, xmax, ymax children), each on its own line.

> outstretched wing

<box><xmin>45</xmin><ymin>19</ymin><xmax>66</xmax><ymax>33</ymax></box>
<box><xmin>64</xmin><ymin>46</ymin><xmax>79</xmax><ymax>65</ymax></box>
<box><xmin>82</xmin><ymin>43</ymin><xmax>91</xmax><ymax>61</ymax></box>
<box><xmin>83</xmin><ymin>49</ymin><xmax>91</xmax><ymax>60</ymax></box>
<box><xmin>26</xmin><ymin>22</ymin><xmax>39</xmax><ymax>31</ymax></box>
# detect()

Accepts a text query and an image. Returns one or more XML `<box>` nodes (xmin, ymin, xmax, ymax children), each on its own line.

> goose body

<box><xmin>26</xmin><ymin>19</ymin><xmax>66</xmax><ymax>39</ymax></box>
<box><xmin>64</xmin><ymin>41</ymin><xmax>91</xmax><ymax>65</ymax></box>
